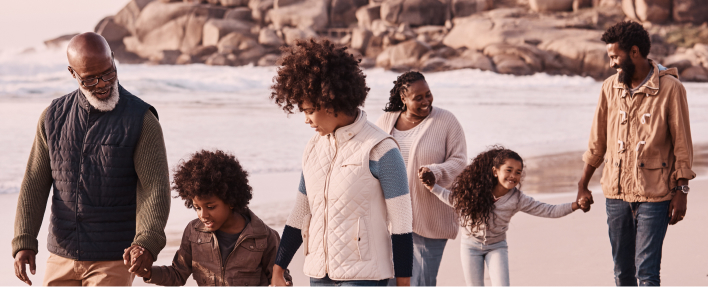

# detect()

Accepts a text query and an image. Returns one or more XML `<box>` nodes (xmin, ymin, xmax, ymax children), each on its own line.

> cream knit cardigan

<box><xmin>376</xmin><ymin>107</ymin><xmax>467</xmax><ymax>239</ymax></box>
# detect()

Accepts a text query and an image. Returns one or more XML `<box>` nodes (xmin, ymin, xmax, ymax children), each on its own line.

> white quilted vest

<box><xmin>301</xmin><ymin>110</ymin><xmax>396</xmax><ymax>280</ymax></box>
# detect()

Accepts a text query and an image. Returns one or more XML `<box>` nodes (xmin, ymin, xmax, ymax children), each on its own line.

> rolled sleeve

<box><xmin>667</xmin><ymin>82</ymin><xmax>695</xmax><ymax>181</ymax></box>
<box><xmin>582</xmin><ymin>150</ymin><xmax>605</xmax><ymax>168</ymax></box>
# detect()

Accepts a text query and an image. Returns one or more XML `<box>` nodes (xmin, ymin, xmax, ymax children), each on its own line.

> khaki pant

<box><xmin>43</xmin><ymin>253</ymin><xmax>135</xmax><ymax>286</ymax></box>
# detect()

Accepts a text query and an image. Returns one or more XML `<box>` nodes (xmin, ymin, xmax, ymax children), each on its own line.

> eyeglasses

<box><xmin>70</xmin><ymin>60</ymin><xmax>117</xmax><ymax>87</ymax></box>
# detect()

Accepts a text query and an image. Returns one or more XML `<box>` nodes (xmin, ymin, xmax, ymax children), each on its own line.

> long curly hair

<box><xmin>449</xmin><ymin>146</ymin><xmax>524</xmax><ymax>232</ymax></box>
<box><xmin>383</xmin><ymin>71</ymin><xmax>426</xmax><ymax>112</ymax></box>
<box><xmin>172</xmin><ymin>150</ymin><xmax>253</xmax><ymax>213</ymax></box>
<box><xmin>270</xmin><ymin>38</ymin><xmax>368</xmax><ymax>117</ymax></box>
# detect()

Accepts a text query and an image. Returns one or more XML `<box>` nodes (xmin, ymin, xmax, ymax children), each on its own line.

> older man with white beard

<box><xmin>12</xmin><ymin>32</ymin><xmax>170</xmax><ymax>286</ymax></box>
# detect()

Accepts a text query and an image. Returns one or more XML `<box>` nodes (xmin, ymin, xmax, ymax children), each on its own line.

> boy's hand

<box><xmin>418</xmin><ymin>167</ymin><xmax>436</xmax><ymax>190</ymax></box>
<box><xmin>578</xmin><ymin>197</ymin><xmax>591</xmax><ymax>212</ymax></box>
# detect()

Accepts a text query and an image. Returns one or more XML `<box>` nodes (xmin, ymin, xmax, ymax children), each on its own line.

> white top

<box><xmin>392</xmin><ymin>123</ymin><xmax>423</xmax><ymax>166</ymax></box>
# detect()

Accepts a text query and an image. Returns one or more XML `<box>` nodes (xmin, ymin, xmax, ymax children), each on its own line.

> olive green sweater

<box><xmin>12</xmin><ymin>108</ymin><xmax>170</xmax><ymax>260</ymax></box>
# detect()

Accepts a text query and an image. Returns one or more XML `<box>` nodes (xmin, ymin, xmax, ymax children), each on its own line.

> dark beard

<box><xmin>616</xmin><ymin>57</ymin><xmax>636</xmax><ymax>89</ymax></box>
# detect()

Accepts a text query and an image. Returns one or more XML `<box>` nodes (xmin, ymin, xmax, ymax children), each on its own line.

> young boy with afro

<box><xmin>124</xmin><ymin>150</ymin><xmax>290</xmax><ymax>286</ymax></box>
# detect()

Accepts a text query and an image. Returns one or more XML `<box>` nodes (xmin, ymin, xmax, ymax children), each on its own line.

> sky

<box><xmin>0</xmin><ymin>0</ymin><xmax>131</xmax><ymax>50</ymax></box>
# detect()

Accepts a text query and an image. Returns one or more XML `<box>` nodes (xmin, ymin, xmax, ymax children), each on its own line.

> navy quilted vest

<box><xmin>44</xmin><ymin>85</ymin><xmax>157</xmax><ymax>261</ymax></box>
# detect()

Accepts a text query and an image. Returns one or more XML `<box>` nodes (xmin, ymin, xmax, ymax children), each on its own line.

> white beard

<box><xmin>80</xmin><ymin>81</ymin><xmax>120</xmax><ymax>112</ymax></box>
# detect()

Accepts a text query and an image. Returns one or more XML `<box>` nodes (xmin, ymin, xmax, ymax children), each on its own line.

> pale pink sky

<box><xmin>0</xmin><ymin>0</ymin><xmax>131</xmax><ymax>49</ymax></box>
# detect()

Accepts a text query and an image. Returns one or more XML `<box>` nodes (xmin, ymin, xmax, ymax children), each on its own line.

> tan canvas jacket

<box><xmin>583</xmin><ymin>60</ymin><xmax>696</xmax><ymax>202</ymax></box>
<box><xmin>145</xmin><ymin>210</ymin><xmax>280</xmax><ymax>286</ymax></box>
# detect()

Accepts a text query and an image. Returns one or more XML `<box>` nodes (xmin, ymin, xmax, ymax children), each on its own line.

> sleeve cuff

<box><xmin>582</xmin><ymin>151</ymin><xmax>604</xmax><ymax>168</ymax></box>
<box><xmin>133</xmin><ymin>230</ymin><xmax>166</xmax><ymax>261</ymax></box>
<box><xmin>12</xmin><ymin>235</ymin><xmax>39</xmax><ymax>258</ymax></box>
<box><xmin>143</xmin><ymin>266</ymin><xmax>164</xmax><ymax>284</ymax></box>
<box><xmin>674</xmin><ymin>168</ymin><xmax>697</xmax><ymax>181</ymax></box>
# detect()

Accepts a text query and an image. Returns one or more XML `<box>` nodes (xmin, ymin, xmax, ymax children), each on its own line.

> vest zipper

<box><xmin>322</xmin><ymin>135</ymin><xmax>339</xmax><ymax>275</ymax></box>
<box><xmin>75</xmin><ymin>104</ymin><xmax>91</xmax><ymax>259</ymax></box>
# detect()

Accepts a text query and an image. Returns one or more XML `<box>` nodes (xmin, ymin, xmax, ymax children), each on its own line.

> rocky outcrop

<box><xmin>39</xmin><ymin>0</ymin><xmax>702</xmax><ymax>81</ymax></box>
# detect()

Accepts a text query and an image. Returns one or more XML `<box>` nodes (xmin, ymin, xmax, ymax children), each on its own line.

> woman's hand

<box><xmin>418</xmin><ymin>167</ymin><xmax>436</xmax><ymax>190</ymax></box>
<box><xmin>270</xmin><ymin>265</ymin><xmax>292</xmax><ymax>286</ymax></box>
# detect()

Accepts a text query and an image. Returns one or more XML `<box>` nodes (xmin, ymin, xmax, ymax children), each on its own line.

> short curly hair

<box><xmin>601</xmin><ymin>20</ymin><xmax>651</xmax><ymax>58</ymax></box>
<box><xmin>384</xmin><ymin>71</ymin><xmax>426</xmax><ymax>112</ymax></box>
<box><xmin>270</xmin><ymin>38</ymin><xmax>369</xmax><ymax>117</ymax></box>
<box><xmin>172</xmin><ymin>150</ymin><xmax>252</xmax><ymax>212</ymax></box>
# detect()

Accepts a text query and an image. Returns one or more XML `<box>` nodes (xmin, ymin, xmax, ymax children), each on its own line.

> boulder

<box><xmin>124</xmin><ymin>15</ymin><xmax>190</xmax><ymax>58</ymax></box>
<box><xmin>375</xmin><ymin>39</ymin><xmax>431</xmax><ymax>69</ymax></box>
<box><xmin>664</xmin><ymin>53</ymin><xmax>695</xmax><ymax>72</ymax></box>
<box><xmin>267</xmin><ymin>0</ymin><xmax>329</xmax><ymax>30</ymax></box>
<box><xmin>274</xmin><ymin>0</ymin><xmax>301</xmax><ymax>8</ymax></box>
<box><xmin>205</xmin><ymin>53</ymin><xmax>232</xmax><ymax>65</ymax></box>
<box><xmin>680</xmin><ymin>66</ymin><xmax>708</xmax><ymax>82</ymax></box>
<box><xmin>673</xmin><ymin>0</ymin><xmax>708</xmax><ymax>24</ymax></box>
<box><xmin>420</xmin><ymin>57</ymin><xmax>449</xmax><ymax>72</ymax></box>
<box><xmin>176</xmin><ymin>53</ymin><xmax>194</xmax><ymax>64</ymax></box>
<box><xmin>249</xmin><ymin>0</ymin><xmax>274</xmax><ymax>23</ymax></box>
<box><xmin>203</xmin><ymin>19</ymin><xmax>254</xmax><ymax>46</ymax></box>
<box><xmin>330</xmin><ymin>0</ymin><xmax>369</xmax><ymax>28</ymax></box>
<box><xmin>113</xmin><ymin>0</ymin><xmax>155</xmax><ymax>36</ymax></box>
<box><xmin>455</xmin><ymin>50</ymin><xmax>494</xmax><ymax>71</ymax></box>
<box><xmin>177</xmin><ymin>45</ymin><xmax>218</xmax><ymax>63</ymax></box>
<box><xmin>221</xmin><ymin>0</ymin><xmax>249</xmax><ymax>6</ymax></box>
<box><xmin>621</xmin><ymin>0</ymin><xmax>672</xmax><ymax>23</ymax></box>
<box><xmin>442</xmin><ymin>18</ymin><xmax>495</xmax><ymax>51</ymax></box>
<box><xmin>540</xmin><ymin>38</ymin><xmax>612</xmax><ymax>78</ymax></box>
<box><xmin>356</xmin><ymin>5</ymin><xmax>381</xmax><ymax>30</ymax></box>
<box><xmin>380</xmin><ymin>0</ymin><xmax>446</xmax><ymax>27</ymax></box>
<box><xmin>217</xmin><ymin>32</ymin><xmax>258</xmax><ymax>54</ymax></box>
<box><xmin>492</xmin><ymin>54</ymin><xmax>532</xmax><ymax>75</ymax></box>
<box><xmin>282</xmin><ymin>26</ymin><xmax>318</xmax><ymax>45</ymax></box>
<box><xmin>371</xmin><ymin>19</ymin><xmax>396</xmax><ymax>36</ymax></box>
<box><xmin>258</xmin><ymin>54</ymin><xmax>281</xmax><ymax>66</ymax></box>
<box><xmin>360</xmin><ymin>57</ymin><xmax>376</xmax><ymax>68</ymax></box>
<box><xmin>95</xmin><ymin>17</ymin><xmax>130</xmax><ymax>43</ymax></box>
<box><xmin>259</xmin><ymin>28</ymin><xmax>285</xmax><ymax>46</ymax></box>
<box><xmin>149</xmin><ymin>49</ymin><xmax>182</xmax><ymax>64</ymax></box>
<box><xmin>351</xmin><ymin>28</ymin><xmax>374</xmax><ymax>53</ymax></box>
<box><xmin>238</xmin><ymin>45</ymin><xmax>268</xmax><ymax>64</ymax></box>
<box><xmin>451</xmin><ymin>0</ymin><xmax>493</xmax><ymax>18</ymax></box>
<box><xmin>529</xmin><ymin>0</ymin><xmax>574</xmax><ymax>12</ymax></box>
<box><xmin>133</xmin><ymin>1</ymin><xmax>197</xmax><ymax>40</ymax></box>
<box><xmin>483</xmin><ymin>43</ymin><xmax>544</xmax><ymax>72</ymax></box>
<box><xmin>44</xmin><ymin>33</ymin><xmax>79</xmax><ymax>49</ymax></box>
<box><xmin>224</xmin><ymin>7</ymin><xmax>253</xmax><ymax>20</ymax></box>
<box><xmin>572</xmin><ymin>0</ymin><xmax>592</xmax><ymax>11</ymax></box>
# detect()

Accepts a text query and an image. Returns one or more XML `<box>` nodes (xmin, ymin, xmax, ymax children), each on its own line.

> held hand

<box><xmin>14</xmin><ymin>250</ymin><xmax>36</xmax><ymax>286</ymax></box>
<box><xmin>396</xmin><ymin>277</ymin><xmax>411</xmax><ymax>286</ymax></box>
<box><xmin>418</xmin><ymin>167</ymin><xmax>436</xmax><ymax>190</ymax></box>
<box><xmin>123</xmin><ymin>245</ymin><xmax>143</xmax><ymax>266</ymax></box>
<box><xmin>270</xmin><ymin>265</ymin><xmax>292</xmax><ymax>286</ymax></box>
<box><xmin>576</xmin><ymin>186</ymin><xmax>594</xmax><ymax>213</ymax></box>
<box><xmin>127</xmin><ymin>246</ymin><xmax>153</xmax><ymax>278</ymax></box>
<box><xmin>668</xmin><ymin>192</ymin><xmax>687</xmax><ymax>225</ymax></box>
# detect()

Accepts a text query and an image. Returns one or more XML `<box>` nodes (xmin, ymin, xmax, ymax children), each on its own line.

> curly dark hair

<box><xmin>449</xmin><ymin>146</ymin><xmax>524</xmax><ymax>233</ymax></box>
<box><xmin>172</xmin><ymin>150</ymin><xmax>252</xmax><ymax>212</ymax></box>
<box><xmin>270</xmin><ymin>38</ymin><xmax>369</xmax><ymax>117</ymax></box>
<box><xmin>383</xmin><ymin>71</ymin><xmax>426</xmax><ymax>112</ymax></box>
<box><xmin>601</xmin><ymin>20</ymin><xmax>651</xmax><ymax>58</ymax></box>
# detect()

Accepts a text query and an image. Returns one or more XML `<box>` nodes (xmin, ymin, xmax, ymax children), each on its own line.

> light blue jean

<box><xmin>460</xmin><ymin>238</ymin><xmax>510</xmax><ymax>286</ymax></box>
<box><xmin>411</xmin><ymin>233</ymin><xmax>448</xmax><ymax>286</ymax></box>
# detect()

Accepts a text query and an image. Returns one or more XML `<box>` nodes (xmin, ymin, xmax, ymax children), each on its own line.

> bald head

<box><xmin>67</xmin><ymin>32</ymin><xmax>112</xmax><ymax>73</ymax></box>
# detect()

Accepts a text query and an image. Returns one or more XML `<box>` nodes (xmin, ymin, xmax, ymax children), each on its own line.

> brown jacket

<box><xmin>146</xmin><ymin>210</ymin><xmax>280</xmax><ymax>286</ymax></box>
<box><xmin>583</xmin><ymin>60</ymin><xmax>696</xmax><ymax>202</ymax></box>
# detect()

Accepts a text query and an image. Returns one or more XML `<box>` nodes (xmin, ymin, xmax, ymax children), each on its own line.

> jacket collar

<box><xmin>330</xmin><ymin>109</ymin><xmax>367</xmax><ymax>144</ymax></box>
<box><xmin>612</xmin><ymin>59</ymin><xmax>676</xmax><ymax>97</ymax></box>
<box><xmin>194</xmin><ymin>209</ymin><xmax>269</xmax><ymax>238</ymax></box>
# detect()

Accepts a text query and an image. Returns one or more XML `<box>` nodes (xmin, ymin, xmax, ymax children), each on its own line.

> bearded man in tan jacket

<box><xmin>576</xmin><ymin>21</ymin><xmax>695</xmax><ymax>286</ymax></box>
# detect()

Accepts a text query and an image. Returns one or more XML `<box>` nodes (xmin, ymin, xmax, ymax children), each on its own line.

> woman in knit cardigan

<box><xmin>375</xmin><ymin>71</ymin><xmax>467</xmax><ymax>286</ymax></box>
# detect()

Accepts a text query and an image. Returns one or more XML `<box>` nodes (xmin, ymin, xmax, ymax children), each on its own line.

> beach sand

<box><xmin>2</xmin><ymin>171</ymin><xmax>706</xmax><ymax>286</ymax></box>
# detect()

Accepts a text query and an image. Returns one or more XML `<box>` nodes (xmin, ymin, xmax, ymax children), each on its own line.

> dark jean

<box><xmin>310</xmin><ymin>275</ymin><xmax>389</xmax><ymax>286</ymax></box>
<box><xmin>606</xmin><ymin>198</ymin><xmax>671</xmax><ymax>286</ymax></box>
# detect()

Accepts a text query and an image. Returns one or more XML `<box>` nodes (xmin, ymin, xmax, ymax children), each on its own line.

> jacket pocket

<box><xmin>302</xmin><ymin>214</ymin><xmax>312</xmax><ymax>256</ymax></box>
<box><xmin>230</xmin><ymin>270</ymin><xmax>262</xmax><ymax>286</ymax></box>
<box><xmin>636</xmin><ymin>158</ymin><xmax>669</xmax><ymax>198</ymax></box>
<box><xmin>188</xmin><ymin>232</ymin><xmax>214</xmax><ymax>262</ymax></box>
<box><xmin>356</xmin><ymin>217</ymin><xmax>371</xmax><ymax>261</ymax></box>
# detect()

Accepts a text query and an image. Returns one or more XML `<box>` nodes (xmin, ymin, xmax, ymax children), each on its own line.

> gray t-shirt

<box><xmin>629</xmin><ymin>66</ymin><xmax>654</xmax><ymax>96</ymax></box>
<box><xmin>215</xmin><ymin>216</ymin><xmax>250</xmax><ymax>264</ymax></box>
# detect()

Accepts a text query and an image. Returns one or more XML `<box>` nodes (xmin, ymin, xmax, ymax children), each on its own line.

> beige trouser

<box><xmin>43</xmin><ymin>253</ymin><xmax>135</xmax><ymax>286</ymax></box>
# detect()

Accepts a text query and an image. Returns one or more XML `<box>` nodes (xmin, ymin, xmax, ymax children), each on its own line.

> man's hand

<box><xmin>418</xmin><ymin>167</ymin><xmax>435</xmax><ymax>190</ymax></box>
<box><xmin>576</xmin><ymin>186</ymin><xmax>594</xmax><ymax>213</ymax></box>
<box><xmin>396</xmin><ymin>277</ymin><xmax>411</xmax><ymax>286</ymax></box>
<box><xmin>270</xmin><ymin>265</ymin><xmax>292</xmax><ymax>286</ymax></box>
<box><xmin>669</xmin><ymin>191</ymin><xmax>687</xmax><ymax>225</ymax></box>
<box><xmin>14</xmin><ymin>250</ymin><xmax>36</xmax><ymax>286</ymax></box>
<box><xmin>125</xmin><ymin>245</ymin><xmax>153</xmax><ymax>278</ymax></box>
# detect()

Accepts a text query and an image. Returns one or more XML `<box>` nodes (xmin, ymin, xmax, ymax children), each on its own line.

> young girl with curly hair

<box><xmin>123</xmin><ymin>150</ymin><xmax>287</xmax><ymax>286</ymax></box>
<box><xmin>420</xmin><ymin>146</ymin><xmax>589</xmax><ymax>286</ymax></box>
<box><xmin>269</xmin><ymin>38</ymin><xmax>413</xmax><ymax>286</ymax></box>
